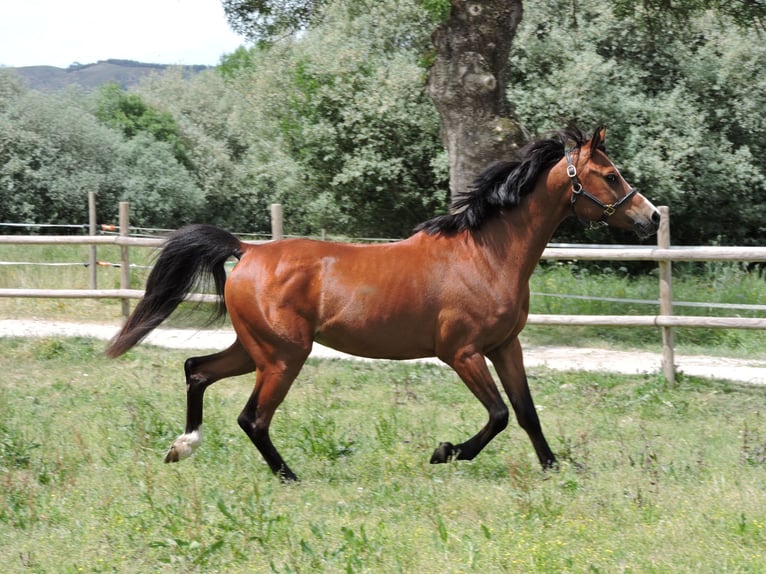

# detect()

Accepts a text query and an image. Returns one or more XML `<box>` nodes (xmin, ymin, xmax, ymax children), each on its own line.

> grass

<box><xmin>0</xmin><ymin>337</ymin><xmax>764</xmax><ymax>573</ymax></box>
<box><xmin>526</xmin><ymin>261</ymin><xmax>766</xmax><ymax>358</ymax></box>
<box><xmin>0</xmin><ymin>243</ymin><xmax>147</xmax><ymax>323</ymax></box>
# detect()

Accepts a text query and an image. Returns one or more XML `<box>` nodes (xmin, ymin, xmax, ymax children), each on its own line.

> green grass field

<box><xmin>0</xmin><ymin>337</ymin><xmax>764</xmax><ymax>573</ymax></box>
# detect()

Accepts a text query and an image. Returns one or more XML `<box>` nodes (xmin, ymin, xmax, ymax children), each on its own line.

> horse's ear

<box><xmin>591</xmin><ymin>126</ymin><xmax>607</xmax><ymax>151</ymax></box>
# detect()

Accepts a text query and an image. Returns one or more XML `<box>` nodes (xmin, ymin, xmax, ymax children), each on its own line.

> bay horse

<box><xmin>106</xmin><ymin>127</ymin><xmax>660</xmax><ymax>481</ymax></box>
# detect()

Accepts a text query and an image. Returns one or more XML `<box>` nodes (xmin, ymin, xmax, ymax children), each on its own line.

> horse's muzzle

<box><xmin>634</xmin><ymin>208</ymin><xmax>661</xmax><ymax>239</ymax></box>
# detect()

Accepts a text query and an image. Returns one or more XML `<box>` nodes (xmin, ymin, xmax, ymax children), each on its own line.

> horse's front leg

<box><xmin>165</xmin><ymin>340</ymin><xmax>255</xmax><ymax>462</ymax></box>
<box><xmin>430</xmin><ymin>351</ymin><xmax>509</xmax><ymax>464</ymax></box>
<box><xmin>488</xmin><ymin>338</ymin><xmax>556</xmax><ymax>469</ymax></box>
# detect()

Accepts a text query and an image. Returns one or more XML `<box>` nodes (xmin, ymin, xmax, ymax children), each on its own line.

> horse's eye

<box><xmin>605</xmin><ymin>174</ymin><xmax>618</xmax><ymax>184</ymax></box>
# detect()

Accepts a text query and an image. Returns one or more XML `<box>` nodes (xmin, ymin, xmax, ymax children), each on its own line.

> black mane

<box><xmin>415</xmin><ymin>126</ymin><xmax>594</xmax><ymax>235</ymax></box>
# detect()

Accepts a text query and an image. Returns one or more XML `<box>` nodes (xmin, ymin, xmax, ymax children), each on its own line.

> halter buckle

<box><xmin>603</xmin><ymin>204</ymin><xmax>616</xmax><ymax>217</ymax></box>
<box><xmin>566</xmin><ymin>164</ymin><xmax>577</xmax><ymax>178</ymax></box>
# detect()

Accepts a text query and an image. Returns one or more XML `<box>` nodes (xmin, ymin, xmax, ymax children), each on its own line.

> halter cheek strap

<box><xmin>564</xmin><ymin>145</ymin><xmax>636</xmax><ymax>224</ymax></box>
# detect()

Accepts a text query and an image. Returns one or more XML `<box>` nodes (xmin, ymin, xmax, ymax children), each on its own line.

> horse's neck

<box><xmin>475</xmin><ymin>186</ymin><xmax>570</xmax><ymax>280</ymax></box>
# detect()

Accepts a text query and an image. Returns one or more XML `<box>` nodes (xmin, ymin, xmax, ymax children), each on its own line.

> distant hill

<box><xmin>5</xmin><ymin>59</ymin><xmax>209</xmax><ymax>91</ymax></box>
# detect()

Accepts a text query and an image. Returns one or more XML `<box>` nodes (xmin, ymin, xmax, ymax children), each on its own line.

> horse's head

<box><xmin>564</xmin><ymin>127</ymin><xmax>660</xmax><ymax>238</ymax></box>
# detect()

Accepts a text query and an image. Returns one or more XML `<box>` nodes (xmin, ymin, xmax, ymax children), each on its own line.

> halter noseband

<box><xmin>564</xmin><ymin>144</ymin><xmax>636</xmax><ymax>226</ymax></box>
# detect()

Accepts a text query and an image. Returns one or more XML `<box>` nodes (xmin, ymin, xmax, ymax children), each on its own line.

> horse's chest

<box><xmin>474</xmin><ymin>287</ymin><xmax>530</xmax><ymax>337</ymax></box>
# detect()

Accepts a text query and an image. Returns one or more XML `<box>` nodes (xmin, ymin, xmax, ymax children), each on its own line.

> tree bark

<box><xmin>426</xmin><ymin>0</ymin><xmax>526</xmax><ymax>199</ymax></box>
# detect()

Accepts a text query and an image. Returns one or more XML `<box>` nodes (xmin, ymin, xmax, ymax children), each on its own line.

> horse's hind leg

<box><xmin>237</xmin><ymin>358</ymin><xmax>306</xmax><ymax>482</ymax></box>
<box><xmin>165</xmin><ymin>340</ymin><xmax>255</xmax><ymax>462</ymax></box>
<box><xmin>430</xmin><ymin>351</ymin><xmax>509</xmax><ymax>464</ymax></box>
<box><xmin>488</xmin><ymin>339</ymin><xmax>556</xmax><ymax>469</ymax></box>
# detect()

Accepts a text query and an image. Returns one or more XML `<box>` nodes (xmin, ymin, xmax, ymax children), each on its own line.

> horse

<box><xmin>106</xmin><ymin>126</ymin><xmax>660</xmax><ymax>481</ymax></box>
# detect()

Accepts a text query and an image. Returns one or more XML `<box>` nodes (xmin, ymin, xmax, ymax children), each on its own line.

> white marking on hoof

<box><xmin>164</xmin><ymin>429</ymin><xmax>202</xmax><ymax>463</ymax></box>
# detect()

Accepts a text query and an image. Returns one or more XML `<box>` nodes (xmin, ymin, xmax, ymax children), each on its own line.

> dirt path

<box><xmin>1</xmin><ymin>319</ymin><xmax>764</xmax><ymax>385</ymax></box>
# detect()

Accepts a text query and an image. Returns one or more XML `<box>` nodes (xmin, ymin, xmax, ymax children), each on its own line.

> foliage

<box><xmin>222</xmin><ymin>0</ymin><xmax>329</xmax><ymax>44</ymax></box>
<box><xmin>110</xmin><ymin>133</ymin><xmax>204</xmax><ymax>227</ymax></box>
<box><xmin>0</xmin><ymin>86</ymin><xmax>122</xmax><ymax>226</ymax></box>
<box><xmin>0</xmin><ymin>338</ymin><xmax>764</xmax><ymax>572</ymax></box>
<box><xmin>508</xmin><ymin>0</ymin><xmax>766</xmax><ymax>246</ymax></box>
<box><xmin>218</xmin><ymin>0</ymin><xmax>447</xmax><ymax>236</ymax></box>
<box><xmin>217</xmin><ymin>45</ymin><xmax>258</xmax><ymax>78</ymax></box>
<box><xmin>0</xmin><ymin>70</ymin><xmax>25</xmax><ymax>111</ymax></box>
<box><xmin>0</xmin><ymin>79</ymin><xmax>204</xmax><ymax>229</ymax></box>
<box><xmin>222</xmin><ymin>0</ymin><xmax>452</xmax><ymax>43</ymax></box>
<box><xmin>135</xmin><ymin>68</ymin><xmax>271</xmax><ymax>232</ymax></box>
<box><xmin>611</xmin><ymin>0</ymin><xmax>766</xmax><ymax>31</ymax></box>
<box><xmin>95</xmin><ymin>83</ymin><xmax>190</xmax><ymax>168</ymax></box>
<box><xmin>417</xmin><ymin>0</ymin><xmax>451</xmax><ymax>22</ymax></box>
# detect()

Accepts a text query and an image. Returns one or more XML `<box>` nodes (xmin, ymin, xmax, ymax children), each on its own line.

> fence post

<box><xmin>88</xmin><ymin>192</ymin><xmax>97</xmax><ymax>289</ymax></box>
<box><xmin>658</xmin><ymin>205</ymin><xmax>675</xmax><ymax>383</ymax></box>
<box><xmin>271</xmin><ymin>203</ymin><xmax>283</xmax><ymax>241</ymax></box>
<box><xmin>119</xmin><ymin>202</ymin><xmax>130</xmax><ymax>319</ymax></box>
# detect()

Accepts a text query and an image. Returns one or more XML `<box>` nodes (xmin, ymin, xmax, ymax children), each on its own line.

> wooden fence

<box><xmin>1</xmin><ymin>204</ymin><xmax>765</xmax><ymax>382</ymax></box>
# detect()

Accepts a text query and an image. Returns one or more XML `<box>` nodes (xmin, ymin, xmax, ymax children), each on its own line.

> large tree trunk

<box><xmin>427</xmin><ymin>0</ymin><xmax>526</xmax><ymax>199</ymax></box>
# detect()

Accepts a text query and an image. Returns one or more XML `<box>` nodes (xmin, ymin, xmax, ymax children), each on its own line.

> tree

<box><xmin>425</xmin><ymin>0</ymin><xmax>527</xmax><ymax>198</ymax></box>
<box><xmin>111</xmin><ymin>133</ymin><xmax>205</xmax><ymax>228</ymax></box>
<box><xmin>233</xmin><ymin>2</ymin><xmax>447</xmax><ymax>237</ymax></box>
<box><xmin>218</xmin><ymin>0</ymin><xmax>766</xmax><ymax>245</ymax></box>
<box><xmin>610</xmin><ymin>0</ymin><xmax>766</xmax><ymax>31</ymax></box>
<box><xmin>0</xmin><ymin>86</ymin><xmax>123</xmax><ymax>226</ymax></box>
<box><xmin>95</xmin><ymin>83</ymin><xmax>190</xmax><ymax>168</ymax></box>
<box><xmin>0</xmin><ymin>76</ymin><xmax>206</xmax><ymax>230</ymax></box>
<box><xmin>223</xmin><ymin>0</ymin><xmax>528</xmax><ymax>199</ymax></box>
<box><xmin>136</xmin><ymin>68</ymin><xmax>271</xmax><ymax>232</ymax></box>
<box><xmin>0</xmin><ymin>69</ymin><xmax>25</xmax><ymax>112</ymax></box>
<box><xmin>222</xmin><ymin>0</ymin><xmax>329</xmax><ymax>44</ymax></box>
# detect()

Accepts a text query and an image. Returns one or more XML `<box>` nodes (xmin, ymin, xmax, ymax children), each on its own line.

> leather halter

<box><xmin>564</xmin><ymin>145</ymin><xmax>636</xmax><ymax>225</ymax></box>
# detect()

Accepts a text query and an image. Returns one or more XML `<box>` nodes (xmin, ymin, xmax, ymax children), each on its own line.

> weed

<box><xmin>741</xmin><ymin>412</ymin><xmax>766</xmax><ymax>467</ymax></box>
<box><xmin>555</xmin><ymin>426</ymin><xmax>591</xmax><ymax>471</ymax></box>
<box><xmin>298</xmin><ymin>409</ymin><xmax>355</xmax><ymax>462</ymax></box>
<box><xmin>0</xmin><ymin>425</ymin><xmax>39</xmax><ymax>472</ymax></box>
<box><xmin>374</xmin><ymin>412</ymin><xmax>399</xmax><ymax>452</ymax></box>
<box><xmin>33</xmin><ymin>337</ymin><xmax>97</xmax><ymax>361</ymax></box>
<box><xmin>124</xmin><ymin>395</ymin><xmax>177</xmax><ymax>452</ymax></box>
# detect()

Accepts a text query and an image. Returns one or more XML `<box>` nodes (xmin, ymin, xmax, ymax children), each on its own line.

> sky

<box><xmin>0</xmin><ymin>0</ymin><xmax>247</xmax><ymax>68</ymax></box>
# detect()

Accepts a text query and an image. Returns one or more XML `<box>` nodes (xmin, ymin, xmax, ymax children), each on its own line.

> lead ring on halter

<box><xmin>564</xmin><ymin>143</ymin><xmax>636</xmax><ymax>225</ymax></box>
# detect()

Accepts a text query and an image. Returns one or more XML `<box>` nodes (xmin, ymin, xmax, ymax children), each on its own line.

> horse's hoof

<box><xmin>278</xmin><ymin>466</ymin><xmax>299</xmax><ymax>483</ymax></box>
<box><xmin>430</xmin><ymin>441</ymin><xmax>456</xmax><ymax>464</ymax></box>
<box><xmin>164</xmin><ymin>431</ymin><xmax>201</xmax><ymax>463</ymax></box>
<box><xmin>164</xmin><ymin>446</ymin><xmax>181</xmax><ymax>463</ymax></box>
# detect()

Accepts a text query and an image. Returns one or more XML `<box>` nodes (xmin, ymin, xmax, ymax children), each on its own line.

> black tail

<box><xmin>106</xmin><ymin>224</ymin><xmax>243</xmax><ymax>357</ymax></box>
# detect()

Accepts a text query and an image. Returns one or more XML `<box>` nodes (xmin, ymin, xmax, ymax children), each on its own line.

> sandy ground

<box><xmin>1</xmin><ymin>319</ymin><xmax>764</xmax><ymax>385</ymax></box>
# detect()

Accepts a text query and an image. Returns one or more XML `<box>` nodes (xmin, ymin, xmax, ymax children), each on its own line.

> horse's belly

<box><xmin>314</xmin><ymin>318</ymin><xmax>435</xmax><ymax>361</ymax></box>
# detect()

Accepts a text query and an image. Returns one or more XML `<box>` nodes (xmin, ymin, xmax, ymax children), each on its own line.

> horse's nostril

<box><xmin>651</xmin><ymin>210</ymin><xmax>661</xmax><ymax>224</ymax></box>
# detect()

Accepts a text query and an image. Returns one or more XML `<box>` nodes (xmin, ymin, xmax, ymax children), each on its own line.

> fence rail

<box><xmin>541</xmin><ymin>246</ymin><xmax>766</xmax><ymax>262</ymax></box>
<box><xmin>1</xmin><ymin>204</ymin><xmax>765</xmax><ymax>382</ymax></box>
<box><xmin>0</xmin><ymin>235</ymin><xmax>164</xmax><ymax>247</ymax></box>
<box><xmin>4</xmin><ymin>234</ymin><xmax>765</xmax><ymax>261</ymax></box>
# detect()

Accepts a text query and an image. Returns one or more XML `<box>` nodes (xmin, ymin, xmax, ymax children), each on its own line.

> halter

<box><xmin>564</xmin><ymin>144</ymin><xmax>636</xmax><ymax>226</ymax></box>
